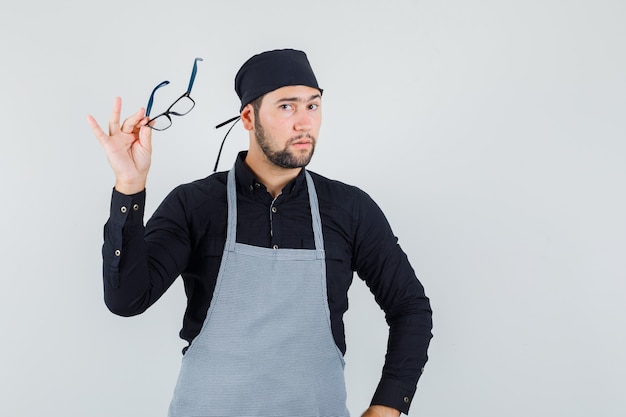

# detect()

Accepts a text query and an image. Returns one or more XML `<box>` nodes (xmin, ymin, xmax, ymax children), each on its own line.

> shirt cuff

<box><xmin>109</xmin><ymin>188</ymin><xmax>146</xmax><ymax>226</ymax></box>
<box><xmin>370</xmin><ymin>375</ymin><xmax>422</xmax><ymax>415</ymax></box>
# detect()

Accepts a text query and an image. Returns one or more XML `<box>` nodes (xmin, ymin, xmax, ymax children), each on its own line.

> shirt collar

<box><xmin>233</xmin><ymin>151</ymin><xmax>307</xmax><ymax>195</ymax></box>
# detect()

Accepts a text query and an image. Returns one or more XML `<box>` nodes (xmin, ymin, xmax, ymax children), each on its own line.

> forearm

<box><xmin>358</xmin><ymin>250</ymin><xmax>432</xmax><ymax>412</ymax></box>
<box><xmin>102</xmin><ymin>188</ymin><xmax>184</xmax><ymax>316</ymax></box>
<box><xmin>102</xmin><ymin>189</ymin><xmax>151</xmax><ymax>315</ymax></box>
<box><xmin>371</xmin><ymin>309</ymin><xmax>432</xmax><ymax>413</ymax></box>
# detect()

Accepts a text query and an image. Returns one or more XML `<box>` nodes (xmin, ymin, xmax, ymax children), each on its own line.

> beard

<box><xmin>254</xmin><ymin>118</ymin><xmax>316</xmax><ymax>169</ymax></box>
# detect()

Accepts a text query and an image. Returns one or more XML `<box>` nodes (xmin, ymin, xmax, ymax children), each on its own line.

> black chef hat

<box><xmin>234</xmin><ymin>48</ymin><xmax>323</xmax><ymax>112</ymax></box>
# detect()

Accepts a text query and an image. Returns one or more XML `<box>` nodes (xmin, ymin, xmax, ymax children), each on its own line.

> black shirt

<box><xmin>102</xmin><ymin>151</ymin><xmax>432</xmax><ymax>414</ymax></box>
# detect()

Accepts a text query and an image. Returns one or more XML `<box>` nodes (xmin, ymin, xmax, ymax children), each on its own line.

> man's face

<box><xmin>252</xmin><ymin>85</ymin><xmax>322</xmax><ymax>169</ymax></box>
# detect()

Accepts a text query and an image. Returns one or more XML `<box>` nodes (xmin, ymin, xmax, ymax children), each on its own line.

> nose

<box><xmin>294</xmin><ymin>109</ymin><xmax>313</xmax><ymax>132</ymax></box>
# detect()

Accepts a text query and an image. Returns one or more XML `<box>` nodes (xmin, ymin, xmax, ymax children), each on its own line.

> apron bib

<box><xmin>168</xmin><ymin>168</ymin><xmax>349</xmax><ymax>417</ymax></box>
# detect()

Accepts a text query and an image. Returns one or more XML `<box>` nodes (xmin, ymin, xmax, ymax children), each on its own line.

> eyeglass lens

<box><xmin>148</xmin><ymin>96</ymin><xmax>195</xmax><ymax>130</ymax></box>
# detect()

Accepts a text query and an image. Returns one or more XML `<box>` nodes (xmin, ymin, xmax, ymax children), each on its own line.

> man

<box><xmin>87</xmin><ymin>49</ymin><xmax>432</xmax><ymax>417</ymax></box>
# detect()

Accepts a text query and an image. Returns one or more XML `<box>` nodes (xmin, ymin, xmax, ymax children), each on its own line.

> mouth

<box><xmin>290</xmin><ymin>135</ymin><xmax>314</xmax><ymax>148</ymax></box>
<box><xmin>291</xmin><ymin>142</ymin><xmax>312</xmax><ymax>151</ymax></box>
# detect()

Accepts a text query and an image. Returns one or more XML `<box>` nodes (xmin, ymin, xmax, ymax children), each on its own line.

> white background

<box><xmin>1</xmin><ymin>1</ymin><xmax>624</xmax><ymax>416</ymax></box>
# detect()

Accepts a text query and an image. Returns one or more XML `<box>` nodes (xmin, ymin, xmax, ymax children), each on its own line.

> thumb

<box><xmin>138</xmin><ymin>116</ymin><xmax>153</xmax><ymax>150</ymax></box>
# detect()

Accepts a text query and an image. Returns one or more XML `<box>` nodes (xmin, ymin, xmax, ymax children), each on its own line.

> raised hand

<box><xmin>87</xmin><ymin>97</ymin><xmax>153</xmax><ymax>195</ymax></box>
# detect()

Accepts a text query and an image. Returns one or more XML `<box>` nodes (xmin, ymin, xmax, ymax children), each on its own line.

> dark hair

<box><xmin>251</xmin><ymin>95</ymin><xmax>264</xmax><ymax>119</ymax></box>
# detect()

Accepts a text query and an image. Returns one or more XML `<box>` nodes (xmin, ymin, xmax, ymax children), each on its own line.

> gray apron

<box><xmin>168</xmin><ymin>167</ymin><xmax>349</xmax><ymax>417</ymax></box>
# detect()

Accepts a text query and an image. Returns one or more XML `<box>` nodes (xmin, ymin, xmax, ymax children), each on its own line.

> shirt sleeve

<box><xmin>102</xmin><ymin>187</ymin><xmax>191</xmax><ymax>316</ymax></box>
<box><xmin>352</xmin><ymin>190</ymin><xmax>433</xmax><ymax>415</ymax></box>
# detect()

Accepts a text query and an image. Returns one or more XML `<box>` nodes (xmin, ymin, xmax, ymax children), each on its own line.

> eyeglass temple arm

<box><xmin>146</xmin><ymin>80</ymin><xmax>170</xmax><ymax>117</ymax></box>
<box><xmin>186</xmin><ymin>57</ymin><xmax>204</xmax><ymax>94</ymax></box>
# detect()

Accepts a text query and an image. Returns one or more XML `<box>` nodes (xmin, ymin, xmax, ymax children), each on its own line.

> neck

<box><xmin>244</xmin><ymin>152</ymin><xmax>302</xmax><ymax>198</ymax></box>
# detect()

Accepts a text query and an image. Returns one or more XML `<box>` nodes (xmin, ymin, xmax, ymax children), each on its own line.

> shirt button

<box><xmin>248</xmin><ymin>185</ymin><xmax>254</xmax><ymax>191</ymax></box>
<box><xmin>114</xmin><ymin>249</ymin><xmax>121</xmax><ymax>257</ymax></box>
<box><xmin>403</xmin><ymin>397</ymin><xmax>410</xmax><ymax>404</ymax></box>
<box><xmin>273</xmin><ymin>245</ymin><xmax>279</xmax><ymax>250</ymax></box>
<box><xmin>133</xmin><ymin>204</ymin><xmax>139</xmax><ymax>211</ymax></box>
<box><xmin>271</xmin><ymin>207</ymin><xmax>277</xmax><ymax>213</ymax></box>
<box><xmin>120</xmin><ymin>206</ymin><xmax>127</xmax><ymax>213</ymax></box>
<box><xmin>255</xmin><ymin>183</ymin><xmax>261</xmax><ymax>188</ymax></box>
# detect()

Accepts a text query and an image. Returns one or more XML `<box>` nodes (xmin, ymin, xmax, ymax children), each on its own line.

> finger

<box><xmin>108</xmin><ymin>97</ymin><xmax>122</xmax><ymax>135</ymax></box>
<box><xmin>138</xmin><ymin>113</ymin><xmax>153</xmax><ymax>149</ymax></box>
<box><xmin>121</xmin><ymin>107</ymin><xmax>148</xmax><ymax>134</ymax></box>
<box><xmin>87</xmin><ymin>115</ymin><xmax>109</xmax><ymax>145</ymax></box>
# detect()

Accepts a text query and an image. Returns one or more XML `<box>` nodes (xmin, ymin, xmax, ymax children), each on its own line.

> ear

<box><xmin>241</xmin><ymin>104</ymin><xmax>254</xmax><ymax>131</ymax></box>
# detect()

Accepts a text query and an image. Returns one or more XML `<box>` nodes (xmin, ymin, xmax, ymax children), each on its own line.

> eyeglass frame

<box><xmin>145</xmin><ymin>57</ymin><xmax>203</xmax><ymax>131</ymax></box>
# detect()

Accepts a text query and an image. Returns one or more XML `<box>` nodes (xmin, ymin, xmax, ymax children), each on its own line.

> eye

<box><xmin>308</xmin><ymin>103</ymin><xmax>319</xmax><ymax>111</ymax></box>
<box><xmin>279</xmin><ymin>104</ymin><xmax>294</xmax><ymax>111</ymax></box>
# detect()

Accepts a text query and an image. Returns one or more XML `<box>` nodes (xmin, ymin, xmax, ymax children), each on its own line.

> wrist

<box><xmin>114</xmin><ymin>180</ymin><xmax>146</xmax><ymax>195</ymax></box>
<box><xmin>362</xmin><ymin>405</ymin><xmax>401</xmax><ymax>417</ymax></box>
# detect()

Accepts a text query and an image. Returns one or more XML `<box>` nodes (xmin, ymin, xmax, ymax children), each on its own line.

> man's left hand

<box><xmin>361</xmin><ymin>405</ymin><xmax>401</xmax><ymax>417</ymax></box>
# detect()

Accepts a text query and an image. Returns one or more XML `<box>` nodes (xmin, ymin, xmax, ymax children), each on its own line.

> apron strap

<box><xmin>305</xmin><ymin>171</ymin><xmax>325</xmax><ymax>256</ymax></box>
<box><xmin>225</xmin><ymin>166</ymin><xmax>325</xmax><ymax>254</ymax></box>
<box><xmin>225</xmin><ymin>168</ymin><xmax>238</xmax><ymax>252</ymax></box>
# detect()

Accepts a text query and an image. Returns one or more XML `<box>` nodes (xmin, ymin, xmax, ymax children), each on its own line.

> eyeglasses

<box><xmin>145</xmin><ymin>57</ymin><xmax>203</xmax><ymax>131</ymax></box>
